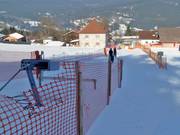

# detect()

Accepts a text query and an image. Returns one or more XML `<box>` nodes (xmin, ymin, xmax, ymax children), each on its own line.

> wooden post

<box><xmin>118</xmin><ymin>59</ymin><xmax>121</xmax><ymax>88</ymax></box>
<box><xmin>39</xmin><ymin>51</ymin><xmax>44</xmax><ymax>86</ymax></box>
<box><xmin>120</xmin><ymin>60</ymin><xmax>123</xmax><ymax>87</ymax></box>
<box><xmin>107</xmin><ymin>59</ymin><xmax>112</xmax><ymax>105</ymax></box>
<box><xmin>75</xmin><ymin>61</ymin><xmax>83</xmax><ymax>135</ymax></box>
<box><xmin>118</xmin><ymin>58</ymin><xmax>123</xmax><ymax>88</ymax></box>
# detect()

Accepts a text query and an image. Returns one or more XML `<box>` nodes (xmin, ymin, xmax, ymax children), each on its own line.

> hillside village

<box><xmin>0</xmin><ymin>15</ymin><xmax>180</xmax><ymax>135</ymax></box>
<box><xmin>1</xmin><ymin>0</ymin><xmax>180</xmax><ymax>135</ymax></box>
<box><xmin>1</xmin><ymin>17</ymin><xmax>180</xmax><ymax>50</ymax></box>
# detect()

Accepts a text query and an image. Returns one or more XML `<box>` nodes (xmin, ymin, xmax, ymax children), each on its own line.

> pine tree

<box><xmin>125</xmin><ymin>25</ymin><xmax>133</xmax><ymax>36</ymax></box>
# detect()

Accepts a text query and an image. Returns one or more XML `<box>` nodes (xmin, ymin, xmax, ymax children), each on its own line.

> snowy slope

<box><xmin>1</xmin><ymin>46</ymin><xmax>180</xmax><ymax>134</ymax></box>
<box><xmin>0</xmin><ymin>44</ymin><xmax>104</xmax><ymax>97</ymax></box>
<box><xmin>0</xmin><ymin>43</ymin><xmax>103</xmax><ymax>59</ymax></box>
<box><xmin>151</xmin><ymin>48</ymin><xmax>180</xmax><ymax>66</ymax></box>
<box><xmin>87</xmin><ymin>48</ymin><xmax>180</xmax><ymax>135</ymax></box>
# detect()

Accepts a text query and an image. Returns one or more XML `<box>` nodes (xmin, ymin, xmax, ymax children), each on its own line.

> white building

<box><xmin>158</xmin><ymin>27</ymin><xmax>180</xmax><ymax>48</ymax></box>
<box><xmin>119</xmin><ymin>24</ymin><xmax>127</xmax><ymax>35</ymax></box>
<box><xmin>121</xmin><ymin>36</ymin><xmax>139</xmax><ymax>47</ymax></box>
<box><xmin>3</xmin><ymin>32</ymin><xmax>25</xmax><ymax>42</ymax></box>
<box><xmin>79</xmin><ymin>19</ymin><xmax>107</xmax><ymax>48</ymax></box>
<box><xmin>138</xmin><ymin>31</ymin><xmax>159</xmax><ymax>46</ymax></box>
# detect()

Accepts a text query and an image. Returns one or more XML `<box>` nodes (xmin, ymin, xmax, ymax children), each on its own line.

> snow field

<box><xmin>87</xmin><ymin>48</ymin><xmax>180</xmax><ymax>135</ymax></box>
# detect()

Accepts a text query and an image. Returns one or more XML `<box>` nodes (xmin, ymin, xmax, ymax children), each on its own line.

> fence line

<box><xmin>79</xmin><ymin>58</ymin><xmax>122</xmax><ymax>134</ymax></box>
<box><xmin>139</xmin><ymin>44</ymin><xmax>167</xmax><ymax>69</ymax></box>
<box><xmin>0</xmin><ymin>61</ymin><xmax>79</xmax><ymax>135</ymax></box>
<box><xmin>0</xmin><ymin>56</ymin><xmax>123</xmax><ymax>135</ymax></box>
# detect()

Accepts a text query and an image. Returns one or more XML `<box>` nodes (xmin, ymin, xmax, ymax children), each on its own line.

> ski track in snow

<box><xmin>87</xmin><ymin>48</ymin><xmax>180</xmax><ymax>135</ymax></box>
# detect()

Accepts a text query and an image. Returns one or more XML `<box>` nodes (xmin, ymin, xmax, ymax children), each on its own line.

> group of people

<box><xmin>109</xmin><ymin>47</ymin><xmax>117</xmax><ymax>63</ymax></box>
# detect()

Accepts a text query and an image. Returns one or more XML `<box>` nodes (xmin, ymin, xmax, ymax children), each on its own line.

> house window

<box><xmin>85</xmin><ymin>35</ymin><xmax>89</xmax><ymax>38</ymax></box>
<box><xmin>96</xmin><ymin>42</ymin><xmax>100</xmax><ymax>46</ymax></box>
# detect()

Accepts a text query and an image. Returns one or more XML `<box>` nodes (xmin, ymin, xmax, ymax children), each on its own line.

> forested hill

<box><xmin>0</xmin><ymin>0</ymin><xmax>180</xmax><ymax>28</ymax></box>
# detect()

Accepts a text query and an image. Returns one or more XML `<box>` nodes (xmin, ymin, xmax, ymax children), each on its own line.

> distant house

<box><xmin>121</xmin><ymin>36</ymin><xmax>139</xmax><ymax>47</ymax></box>
<box><xmin>158</xmin><ymin>27</ymin><xmax>180</xmax><ymax>48</ymax></box>
<box><xmin>79</xmin><ymin>19</ymin><xmax>107</xmax><ymax>48</ymax></box>
<box><xmin>63</xmin><ymin>30</ymin><xmax>79</xmax><ymax>46</ymax></box>
<box><xmin>3</xmin><ymin>32</ymin><xmax>26</xmax><ymax>43</ymax></box>
<box><xmin>138</xmin><ymin>31</ymin><xmax>159</xmax><ymax>46</ymax></box>
<box><xmin>70</xmin><ymin>39</ymin><xmax>79</xmax><ymax>46</ymax></box>
<box><xmin>0</xmin><ymin>33</ymin><xmax>5</xmax><ymax>41</ymax></box>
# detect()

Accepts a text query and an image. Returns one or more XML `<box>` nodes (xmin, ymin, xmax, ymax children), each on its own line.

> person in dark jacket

<box><xmin>113</xmin><ymin>47</ymin><xmax>117</xmax><ymax>57</ymax></box>
<box><xmin>109</xmin><ymin>48</ymin><xmax>114</xmax><ymax>63</ymax></box>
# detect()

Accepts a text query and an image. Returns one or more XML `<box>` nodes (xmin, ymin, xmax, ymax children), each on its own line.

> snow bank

<box><xmin>151</xmin><ymin>47</ymin><xmax>180</xmax><ymax>66</ymax></box>
<box><xmin>0</xmin><ymin>43</ymin><xmax>103</xmax><ymax>58</ymax></box>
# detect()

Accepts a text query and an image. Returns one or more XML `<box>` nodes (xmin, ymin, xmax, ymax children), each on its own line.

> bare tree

<box><xmin>37</xmin><ymin>16</ymin><xmax>65</xmax><ymax>40</ymax></box>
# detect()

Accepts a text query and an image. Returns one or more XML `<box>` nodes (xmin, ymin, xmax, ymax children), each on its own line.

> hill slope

<box><xmin>0</xmin><ymin>0</ymin><xmax>180</xmax><ymax>28</ymax></box>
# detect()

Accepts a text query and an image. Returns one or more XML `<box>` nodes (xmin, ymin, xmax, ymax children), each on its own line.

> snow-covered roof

<box><xmin>121</xmin><ymin>36</ymin><xmax>139</xmax><ymax>39</ymax></box>
<box><xmin>0</xmin><ymin>33</ymin><xmax>5</xmax><ymax>38</ymax></box>
<box><xmin>9</xmin><ymin>33</ymin><xmax>24</xmax><ymax>39</ymax></box>
<box><xmin>70</xmin><ymin>39</ymin><xmax>79</xmax><ymax>43</ymax></box>
<box><xmin>44</xmin><ymin>41</ymin><xmax>65</xmax><ymax>46</ymax></box>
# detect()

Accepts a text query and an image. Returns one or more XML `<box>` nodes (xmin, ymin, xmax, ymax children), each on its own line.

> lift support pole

<box><xmin>26</xmin><ymin>66</ymin><xmax>42</xmax><ymax>106</ymax></box>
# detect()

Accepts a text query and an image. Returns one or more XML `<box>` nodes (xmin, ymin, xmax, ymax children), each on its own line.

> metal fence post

<box><xmin>75</xmin><ymin>61</ymin><xmax>83</xmax><ymax>135</ymax></box>
<box><xmin>107</xmin><ymin>59</ymin><xmax>112</xmax><ymax>105</ymax></box>
<box><xmin>120</xmin><ymin>60</ymin><xmax>123</xmax><ymax>87</ymax></box>
<box><xmin>118</xmin><ymin>58</ymin><xmax>122</xmax><ymax>88</ymax></box>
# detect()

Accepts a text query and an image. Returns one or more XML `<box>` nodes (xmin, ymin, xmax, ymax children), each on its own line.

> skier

<box><xmin>109</xmin><ymin>48</ymin><xmax>114</xmax><ymax>63</ymax></box>
<box><xmin>113</xmin><ymin>47</ymin><xmax>117</xmax><ymax>57</ymax></box>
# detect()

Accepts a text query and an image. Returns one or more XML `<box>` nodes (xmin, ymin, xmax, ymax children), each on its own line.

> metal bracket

<box><xmin>21</xmin><ymin>59</ymin><xmax>59</xmax><ymax>107</ymax></box>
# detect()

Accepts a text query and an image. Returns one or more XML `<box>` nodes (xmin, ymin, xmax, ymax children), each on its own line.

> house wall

<box><xmin>4</xmin><ymin>37</ymin><xmax>17</xmax><ymax>42</ymax></box>
<box><xmin>139</xmin><ymin>39</ymin><xmax>160</xmax><ymax>45</ymax></box>
<box><xmin>79</xmin><ymin>34</ymin><xmax>106</xmax><ymax>48</ymax></box>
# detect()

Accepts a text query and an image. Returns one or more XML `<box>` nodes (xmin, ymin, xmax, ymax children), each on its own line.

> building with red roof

<box><xmin>138</xmin><ymin>30</ymin><xmax>160</xmax><ymax>46</ymax></box>
<box><xmin>79</xmin><ymin>18</ymin><xmax>107</xmax><ymax>48</ymax></box>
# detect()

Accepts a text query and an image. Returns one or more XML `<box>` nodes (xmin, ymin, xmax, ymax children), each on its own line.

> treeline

<box><xmin>1</xmin><ymin>16</ymin><xmax>66</xmax><ymax>42</ymax></box>
<box><xmin>1</xmin><ymin>27</ymin><xmax>31</xmax><ymax>36</ymax></box>
<box><xmin>33</xmin><ymin>16</ymin><xmax>65</xmax><ymax>41</ymax></box>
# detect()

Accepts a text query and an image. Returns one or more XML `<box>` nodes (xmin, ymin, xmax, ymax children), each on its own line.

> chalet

<box><xmin>158</xmin><ymin>27</ymin><xmax>180</xmax><ymax>48</ymax></box>
<box><xmin>138</xmin><ymin>31</ymin><xmax>159</xmax><ymax>46</ymax></box>
<box><xmin>63</xmin><ymin>30</ymin><xmax>79</xmax><ymax>46</ymax></box>
<box><xmin>3</xmin><ymin>32</ymin><xmax>26</xmax><ymax>43</ymax></box>
<box><xmin>79</xmin><ymin>19</ymin><xmax>107</xmax><ymax>48</ymax></box>
<box><xmin>121</xmin><ymin>36</ymin><xmax>139</xmax><ymax>47</ymax></box>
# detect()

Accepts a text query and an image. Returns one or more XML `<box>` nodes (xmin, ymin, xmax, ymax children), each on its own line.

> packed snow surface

<box><xmin>87</xmin><ymin>48</ymin><xmax>180</xmax><ymax>135</ymax></box>
<box><xmin>0</xmin><ymin>45</ymin><xmax>180</xmax><ymax>134</ymax></box>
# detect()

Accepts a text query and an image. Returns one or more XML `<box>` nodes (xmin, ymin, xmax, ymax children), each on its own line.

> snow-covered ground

<box><xmin>0</xmin><ymin>46</ymin><xmax>180</xmax><ymax>134</ymax></box>
<box><xmin>0</xmin><ymin>45</ymin><xmax>108</xmax><ymax>96</ymax></box>
<box><xmin>87</xmin><ymin>48</ymin><xmax>180</xmax><ymax>135</ymax></box>
<box><xmin>0</xmin><ymin>44</ymin><xmax>104</xmax><ymax>97</ymax></box>
<box><xmin>151</xmin><ymin>47</ymin><xmax>180</xmax><ymax>66</ymax></box>
<box><xmin>0</xmin><ymin>43</ymin><xmax>103</xmax><ymax>58</ymax></box>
